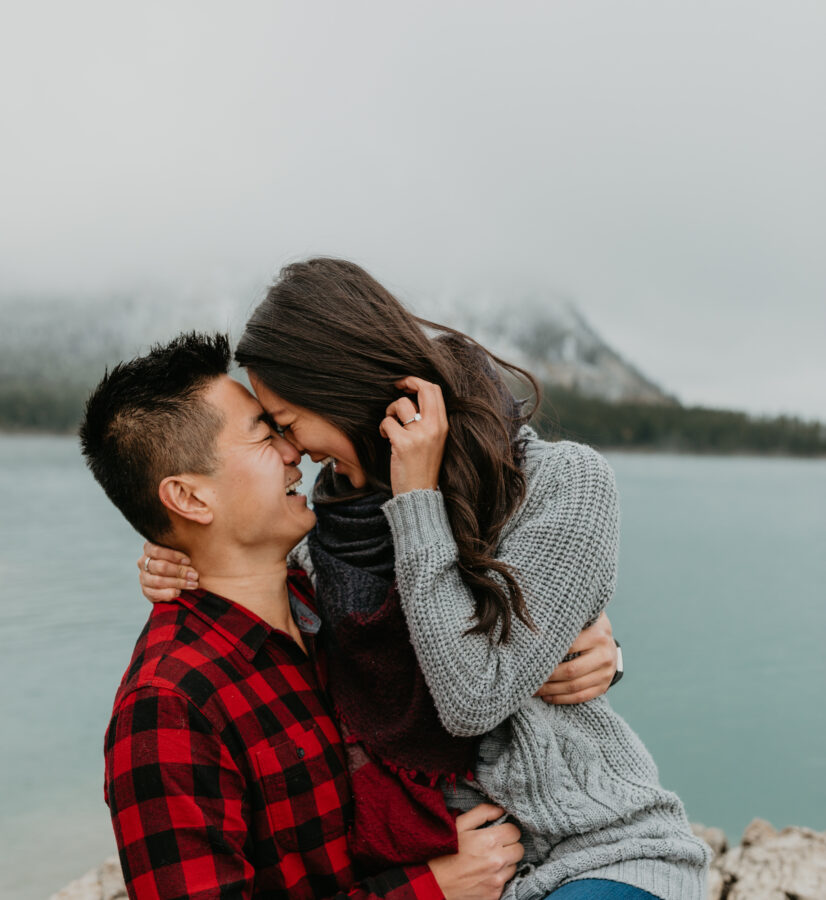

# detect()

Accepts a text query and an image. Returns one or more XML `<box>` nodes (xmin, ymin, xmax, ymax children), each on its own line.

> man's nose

<box><xmin>274</xmin><ymin>434</ymin><xmax>302</xmax><ymax>464</ymax></box>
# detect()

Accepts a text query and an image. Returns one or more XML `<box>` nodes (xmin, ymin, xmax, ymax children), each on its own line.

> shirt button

<box><xmin>297</xmin><ymin>747</ymin><xmax>305</xmax><ymax>759</ymax></box>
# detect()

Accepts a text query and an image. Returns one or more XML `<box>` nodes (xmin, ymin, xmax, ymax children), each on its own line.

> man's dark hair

<box><xmin>79</xmin><ymin>332</ymin><xmax>231</xmax><ymax>542</ymax></box>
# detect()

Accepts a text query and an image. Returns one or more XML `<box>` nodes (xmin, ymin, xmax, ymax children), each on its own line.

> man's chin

<box><xmin>290</xmin><ymin>510</ymin><xmax>317</xmax><ymax>545</ymax></box>
<box><xmin>300</xmin><ymin>512</ymin><xmax>316</xmax><ymax>537</ymax></box>
<box><xmin>257</xmin><ymin>507</ymin><xmax>315</xmax><ymax>556</ymax></box>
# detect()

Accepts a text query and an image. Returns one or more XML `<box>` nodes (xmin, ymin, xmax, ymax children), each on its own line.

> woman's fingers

<box><xmin>544</xmin><ymin>645</ymin><xmax>612</xmax><ymax>684</ymax></box>
<box><xmin>382</xmin><ymin>377</ymin><xmax>449</xmax><ymax>494</ymax></box>
<box><xmin>550</xmin><ymin>620</ymin><xmax>617</xmax><ymax>684</ymax></box>
<box><xmin>485</xmin><ymin>822</ymin><xmax>522</xmax><ymax>850</ymax></box>
<box><xmin>543</xmin><ymin>684</ymin><xmax>610</xmax><ymax>705</ymax></box>
<box><xmin>385</xmin><ymin>395</ymin><xmax>419</xmax><ymax>425</ymax></box>
<box><xmin>394</xmin><ymin>375</ymin><xmax>429</xmax><ymax>394</ymax></box>
<box><xmin>535</xmin><ymin>666</ymin><xmax>610</xmax><ymax>698</ymax></box>
<box><xmin>144</xmin><ymin>587</ymin><xmax>183</xmax><ymax>604</ymax></box>
<box><xmin>394</xmin><ymin>377</ymin><xmax>448</xmax><ymax>427</ymax></box>
<box><xmin>565</xmin><ymin>611</ymin><xmax>613</xmax><ymax>654</ymax></box>
<box><xmin>534</xmin><ymin>644</ymin><xmax>616</xmax><ymax>704</ymax></box>
<box><xmin>139</xmin><ymin>541</ymin><xmax>199</xmax><ymax>585</ymax></box>
<box><xmin>138</xmin><ymin>544</ymin><xmax>199</xmax><ymax>605</ymax></box>
<box><xmin>380</xmin><ymin>413</ymin><xmax>442</xmax><ymax>491</ymax></box>
<box><xmin>142</xmin><ymin>541</ymin><xmax>191</xmax><ymax>567</ymax></box>
<box><xmin>455</xmin><ymin>804</ymin><xmax>505</xmax><ymax>832</ymax></box>
<box><xmin>141</xmin><ymin>571</ymin><xmax>197</xmax><ymax>591</ymax></box>
<box><xmin>139</xmin><ymin>556</ymin><xmax>199</xmax><ymax>584</ymax></box>
<box><xmin>385</xmin><ymin>379</ymin><xmax>447</xmax><ymax>438</ymax></box>
<box><xmin>378</xmin><ymin>415</ymin><xmax>408</xmax><ymax>445</ymax></box>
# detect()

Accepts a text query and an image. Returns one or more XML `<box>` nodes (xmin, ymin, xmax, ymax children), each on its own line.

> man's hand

<box><xmin>427</xmin><ymin>804</ymin><xmax>523</xmax><ymax>900</ymax></box>
<box><xmin>534</xmin><ymin>612</ymin><xmax>618</xmax><ymax>705</ymax></box>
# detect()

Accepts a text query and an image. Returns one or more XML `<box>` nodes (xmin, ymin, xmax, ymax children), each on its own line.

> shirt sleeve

<box><xmin>382</xmin><ymin>440</ymin><xmax>620</xmax><ymax>737</ymax></box>
<box><xmin>105</xmin><ymin>685</ymin><xmax>256</xmax><ymax>900</ymax></box>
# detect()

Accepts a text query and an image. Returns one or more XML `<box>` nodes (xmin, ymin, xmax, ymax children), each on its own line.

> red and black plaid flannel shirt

<box><xmin>104</xmin><ymin>573</ymin><xmax>444</xmax><ymax>900</ymax></box>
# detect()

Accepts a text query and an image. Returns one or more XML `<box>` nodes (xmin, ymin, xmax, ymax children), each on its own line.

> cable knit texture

<box><xmin>382</xmin><ymin>432</ymin><xmax>711</xmax><ymax>900</ymax></box>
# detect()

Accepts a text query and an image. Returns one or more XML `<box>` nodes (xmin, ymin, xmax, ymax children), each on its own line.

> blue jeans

<box><xmin>545</xmin><ymin>879</ymin><xmax>661</xmax><ymax>898</ymax></box>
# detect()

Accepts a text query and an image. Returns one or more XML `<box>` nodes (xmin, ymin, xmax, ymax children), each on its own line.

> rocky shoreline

<box><xmin>691</xmin><ymin>820</ymin><xmax>826</xmax><ymax>899</ymax></box>
<box><xmin>50</xmin><ymin>820</ymin><xmax>826</xmax><ymax>900</ymax></box>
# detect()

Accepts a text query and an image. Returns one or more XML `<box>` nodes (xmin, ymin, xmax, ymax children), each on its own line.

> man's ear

<box><xmin>158</xmin><ymin>475</ymin><xmax>214</xmax><ymax>526</ymax></box>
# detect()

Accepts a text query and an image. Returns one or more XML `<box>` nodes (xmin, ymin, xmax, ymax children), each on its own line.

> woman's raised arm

<box><xmin>382</xmin><ymin>440</ymin><xmax>620</xmax><ymax>737</ymax></box>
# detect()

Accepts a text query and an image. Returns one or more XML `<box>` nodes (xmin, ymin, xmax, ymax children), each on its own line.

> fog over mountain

<box><xmin>0</xmin><ymin>290</ymin><xmax>670</xmax><ymax>407</ymax></box>
<box><xmin>421</xmin><ymin>290</ymin><xmax>674</xmax><ymax>406</ymax></box>
<box><xmin>0</xmin><ymin>291</ymin><xmax>248</xmax><ymax>387</ymax></box>
<box><xmin>1</xmin><ymin>1</ymin><xmax>824</xmax><ymax>419</ymax></box>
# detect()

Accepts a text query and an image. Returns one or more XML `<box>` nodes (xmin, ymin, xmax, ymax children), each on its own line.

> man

<box><xmin>79</xmin><ymin>332</ymin><xmax>522</xmax><ymax>900</ymax></box>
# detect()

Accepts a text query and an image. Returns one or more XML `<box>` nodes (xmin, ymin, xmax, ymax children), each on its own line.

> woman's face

<box><xmin>249</xmin><ymin>373</ymin><xmax>368</xmax><ymax>489</ymax></box>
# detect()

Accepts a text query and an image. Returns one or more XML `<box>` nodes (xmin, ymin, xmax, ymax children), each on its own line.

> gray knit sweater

<box><xmin>380</xmin><ymin>433</ymin><xmax>711</xmax><ymax>900</ymax></box>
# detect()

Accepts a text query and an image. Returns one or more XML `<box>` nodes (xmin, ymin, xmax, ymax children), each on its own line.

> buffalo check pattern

<box><xmin>105</xmin><ymin>574</ymin><xmax>444</xmax><ymax>900</ymax></box>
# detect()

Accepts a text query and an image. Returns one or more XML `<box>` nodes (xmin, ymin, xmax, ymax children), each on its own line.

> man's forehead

<box><xmin>205</xmin><ymin>375</ymin><xmax>264</xmax><ymax>422</ymax></box>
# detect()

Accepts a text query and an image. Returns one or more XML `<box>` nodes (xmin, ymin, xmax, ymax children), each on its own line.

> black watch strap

<box><xmin>609</xmin><ymin>639</ymin><xmax>624</xmax><ymax>687</ymax></box>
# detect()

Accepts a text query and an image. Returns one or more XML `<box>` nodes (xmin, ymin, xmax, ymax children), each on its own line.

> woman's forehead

<box><xmin>248</xmin><ymin>374</ymin><xmax>290</xmax><ymax>412</ymax></box>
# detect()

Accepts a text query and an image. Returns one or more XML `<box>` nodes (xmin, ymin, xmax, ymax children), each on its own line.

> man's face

<box><xmin>200</xmin><ymin>376</ymin><xmax>317</xmax><ymax>551</ymax></box>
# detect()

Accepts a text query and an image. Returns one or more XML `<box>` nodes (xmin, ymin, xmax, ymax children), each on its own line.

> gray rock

<box><xmin>99</xmin><ymin>857</ymin><xmax>127</xmax><ymax>900</ymax></box>
<box><xmin>49</xmin><ymin>857</ymin><xmax>125</xmax><ymax>900</ymax></box>
<box><xmin>711</xmin><ymin>820</ymin><xmax>826</xmax><ymax>900</ymax></box>
<box><xmin>740</xmin><ymin>817</ymin><xmax>777</xmax><ymax>847</ymax></box>
<box><xmin>53</xmin><ymin>821</ymin><xmax>826</xmax><ymax>900</ymax></box>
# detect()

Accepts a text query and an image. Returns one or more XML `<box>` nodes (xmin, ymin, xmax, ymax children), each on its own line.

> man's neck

<box><xmin>188</xmin><ymin>544</ymin><xmax>304</xmax><ymax>646</ymax></box>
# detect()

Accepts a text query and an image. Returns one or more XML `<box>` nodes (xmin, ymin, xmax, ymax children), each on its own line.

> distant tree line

<box><xmin>1</xmin><ymin>378</ymin><xmax>825</xmax><ymax>456</ymax></box>
<box><xmin>535</xmin><ymin>386</ymin><xmax>826</xmax><ymax>456</ymax></box>
<box><xmin>0</xmin><ymin>379</ymin><xmax>90</xmax><ymax>433</ymax></box>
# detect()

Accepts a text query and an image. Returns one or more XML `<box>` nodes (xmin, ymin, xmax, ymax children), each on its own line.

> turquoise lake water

<box><xmin>1</xmin><ymin>435</ymin><xmax>824</xmax><ymax>898</ymax></box>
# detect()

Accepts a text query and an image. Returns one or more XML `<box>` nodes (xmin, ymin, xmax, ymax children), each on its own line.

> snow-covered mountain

<box><xmin>416</xmin><ymin>293</ymin><xmax>674</xmax><ymax>405</ymax></box>
<box><xmin>1</xmin><ymin>290</ymin><xmax>672</xmax><ymax>406</ymax></box>
<box><xmin>0</xmin><ymin>290</ymin><xmax>248</xmax><ymax>386</ymax></box>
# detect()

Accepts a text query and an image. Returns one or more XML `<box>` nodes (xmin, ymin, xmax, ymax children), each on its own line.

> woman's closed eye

<box><xmin>260</xmin><ymin>412</ymin><xmax>287</xmax><ymax>437</ymax></box>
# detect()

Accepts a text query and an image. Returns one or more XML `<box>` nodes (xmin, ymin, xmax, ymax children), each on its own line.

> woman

<box><xmin>141</xmin><ymin>258</ymin><xmax>710</xmax><ymax>899</ymax></box>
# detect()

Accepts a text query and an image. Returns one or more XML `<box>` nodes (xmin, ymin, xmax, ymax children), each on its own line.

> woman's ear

<box><xmin>158</xmin><ymin>475</ymin><xmax>214</xmax><ymax>526</ymax></box>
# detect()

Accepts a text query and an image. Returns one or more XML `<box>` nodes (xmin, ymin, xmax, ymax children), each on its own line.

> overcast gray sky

<box><xmin>1</xmin><ymin>0</ymin><xmax>824</xmax><ymax>418</ymax></box>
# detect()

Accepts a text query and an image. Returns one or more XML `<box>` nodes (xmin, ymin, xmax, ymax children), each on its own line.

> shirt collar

<box><xmin>176</xmin><ymin>569</ymin><xmax>320</xmax><ymax>662</ymax></box>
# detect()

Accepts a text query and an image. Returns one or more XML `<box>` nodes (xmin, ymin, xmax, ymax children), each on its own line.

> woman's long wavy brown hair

<box><xmin>236</xmin><ymin>258</ymin><xmax>541</xmax><ymax>643</ymax></box>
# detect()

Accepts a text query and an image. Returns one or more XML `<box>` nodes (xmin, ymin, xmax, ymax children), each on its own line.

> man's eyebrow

<box><xmin>253</xmin><ymin>410</ymin><xmax>277</xmax><ymax>431</ymax></box>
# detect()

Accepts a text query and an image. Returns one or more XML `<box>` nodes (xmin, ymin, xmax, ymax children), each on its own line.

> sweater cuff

<box><xmin>381</xmin><ymin>490</ymin><xmax>456</xmax><ymax>557</ymax></box>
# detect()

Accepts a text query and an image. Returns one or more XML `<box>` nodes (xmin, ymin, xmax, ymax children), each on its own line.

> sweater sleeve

<box><xmin>382</xmin><ymin>441</ymin><xmax>620</xmax><ymax>737</ymax></box>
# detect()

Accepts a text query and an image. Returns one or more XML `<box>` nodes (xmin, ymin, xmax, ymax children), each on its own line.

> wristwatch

<box><xmin>609</xmin><ymin>639</ymin><xmax>624</xmax><ymax>687</ymax></box>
